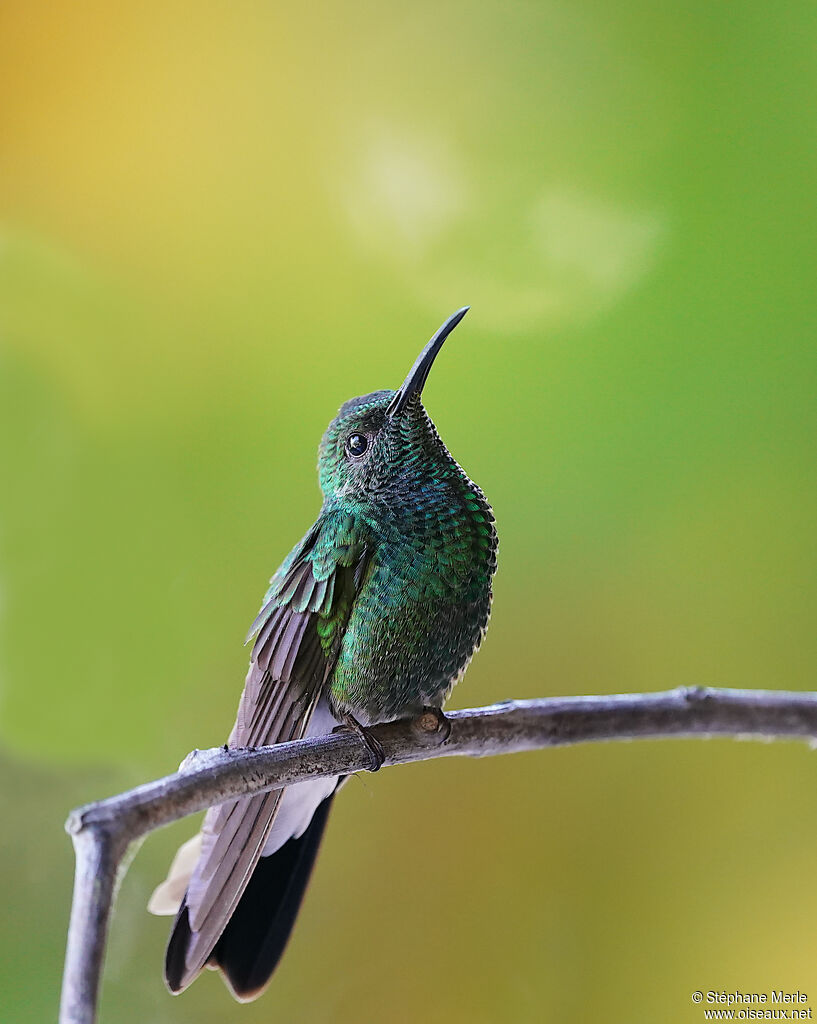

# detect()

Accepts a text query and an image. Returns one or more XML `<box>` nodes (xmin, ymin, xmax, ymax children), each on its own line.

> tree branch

<box><xmin>60</xmin><ymin>686</ymin><xmax>817</xmax><ymax>1024</ymax></box>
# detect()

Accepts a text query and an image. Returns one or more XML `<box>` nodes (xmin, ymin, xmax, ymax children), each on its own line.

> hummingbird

<box><xmin>149</xmin><ymin>307</ymin><xmax>498</xmax><ymax>1001</ymax></box>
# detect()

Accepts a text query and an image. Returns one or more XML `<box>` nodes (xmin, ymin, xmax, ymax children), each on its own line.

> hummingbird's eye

<box><xmin>345</xmin><ymin>433</ymin><xmax>369</xmax><ymax>459</ymax></box>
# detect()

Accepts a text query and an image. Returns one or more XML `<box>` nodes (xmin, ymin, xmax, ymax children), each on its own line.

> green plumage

<box><xmin>160</xmin><ymin>307</ymin><xmax>497</xmax><ymax>1002</ymax></box>
<box><xmin>262</xmin><ymin>385</ymin><xmax>497</xmax><ymax>724</ymax></box>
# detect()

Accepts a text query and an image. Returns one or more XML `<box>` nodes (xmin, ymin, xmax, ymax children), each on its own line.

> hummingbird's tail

<box><xmin>154</xmin><ymin>697</ymin><xmax>343</xmax><ymax>999</ymax></box>
<box><xmin>166</xmin><ymin>787</ymin><xmax>337</xmax><ymax>1002</ymax></box>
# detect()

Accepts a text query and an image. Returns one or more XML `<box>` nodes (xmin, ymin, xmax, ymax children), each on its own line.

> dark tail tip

<box><xmin>164</xmin><ymin>901</ymin><xmax>195</xmax><ymax>994</ymax></box>
<box><xmin>210</xmin><ymin>792</ymin><xmax>336</xmax><ymax>1001</ymax></box>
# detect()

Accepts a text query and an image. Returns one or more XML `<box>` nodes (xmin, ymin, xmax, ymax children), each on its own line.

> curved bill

<box><xmin>386</xmin><ymin>306</ymin><xmax>470</xmax><ymax>417</ymax></box>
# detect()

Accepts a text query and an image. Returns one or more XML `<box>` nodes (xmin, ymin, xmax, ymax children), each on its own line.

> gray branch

<box><xmin>59</xmin><ymin>686</ymin><xmax>817</xmax><ymax>1024</ymax></box>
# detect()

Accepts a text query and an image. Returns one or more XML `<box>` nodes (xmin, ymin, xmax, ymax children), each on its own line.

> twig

<box><xmin>59</xmin><ymin>686</ymin><xmax>817</xmax><ymax>1024</ymax></box>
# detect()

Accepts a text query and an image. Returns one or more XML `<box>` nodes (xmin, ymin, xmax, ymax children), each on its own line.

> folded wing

<box><xmin>164</xmin><ymin>513</ymin><xmax>368</xmax><ymax>993</ymax></box>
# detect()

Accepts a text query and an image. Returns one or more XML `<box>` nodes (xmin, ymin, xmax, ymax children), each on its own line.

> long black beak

<box><xmin>386</xmin><ymin>306</ymin><xmax>470</xmax><ymax>417</ymax></box>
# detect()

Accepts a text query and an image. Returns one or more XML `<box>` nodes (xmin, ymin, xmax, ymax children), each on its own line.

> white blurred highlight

<box><xmin>340</xmin><ymin>128</ymin><xmax>665</xmax><ymax>330</ymax></box>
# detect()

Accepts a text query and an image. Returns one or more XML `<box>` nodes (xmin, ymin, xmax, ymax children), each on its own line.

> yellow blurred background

<box><xmin>2</xmin><ymin>1</ymin><xmax>816</xmax><ymax>1021</ymax></box>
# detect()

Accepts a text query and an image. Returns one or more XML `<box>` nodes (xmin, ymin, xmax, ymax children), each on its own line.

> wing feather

<box><xmin>165</xmin><ymin>513</ymin><xmax>367</xmax><ymax>993</ymax></box>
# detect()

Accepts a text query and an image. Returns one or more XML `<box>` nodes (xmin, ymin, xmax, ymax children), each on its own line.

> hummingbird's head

<box><xmin>318</xmin><ymin>307</ymin><xmax>470</xmax><ymax>502</ymax></box>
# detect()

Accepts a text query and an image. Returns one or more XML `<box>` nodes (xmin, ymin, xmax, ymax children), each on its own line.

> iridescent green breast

<box><xmin>328</xmin><ymin>467</ymin><xmax>497</xmax><ymax>724</ymax></box>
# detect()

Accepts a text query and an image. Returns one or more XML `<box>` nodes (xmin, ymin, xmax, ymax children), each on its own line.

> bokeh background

<box><xmin>2</xmin><ymin>1</ymin><xmax>817</xmax><ymax>1021</ymax></box>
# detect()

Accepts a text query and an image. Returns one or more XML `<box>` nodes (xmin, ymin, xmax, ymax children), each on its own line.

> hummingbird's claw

<box><xmin>339</xmin><ymin>714</ymin><xmax>386</xmax><ymax>772</ymax></box>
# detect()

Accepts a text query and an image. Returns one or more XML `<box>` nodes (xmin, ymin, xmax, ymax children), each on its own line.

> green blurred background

<box><xmin>2</xmin><ymin>1</ymin><xmax>817</xmax><ymax>1021</ymax></box>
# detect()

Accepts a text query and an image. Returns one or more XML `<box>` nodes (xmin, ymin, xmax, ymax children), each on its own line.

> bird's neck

<box><xmin>328</xmin><ymin>453</ymin><xmax>478</xmax><ymax>539</ymax></box>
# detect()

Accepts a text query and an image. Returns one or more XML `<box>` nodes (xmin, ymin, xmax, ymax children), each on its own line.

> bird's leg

<box><xmin>412</xmin><ymin>706</ymin><xmax>452</xmax><ymax>744</ymax></box>
<box><xmin>339</xmin><ymin>714</ymin><xmax>386</xmax><ymax>772</ymax></box>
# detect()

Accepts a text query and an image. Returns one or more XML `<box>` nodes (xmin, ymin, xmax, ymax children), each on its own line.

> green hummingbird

<box><xmin>149</xmin><ymin>307</ymin><xmax>498</xmax><ymax>1001</ymax></box>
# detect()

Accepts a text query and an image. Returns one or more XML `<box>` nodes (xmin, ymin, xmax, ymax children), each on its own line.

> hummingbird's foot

<box><xmin>340</xmin><ymin>714</ymin><xmax>386</xmax><ymax>772</ymax></box>
<box><xmin>412</xmin><ymin>706</ymin><xmax>452</xmax><ymax>744</ymax></box>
